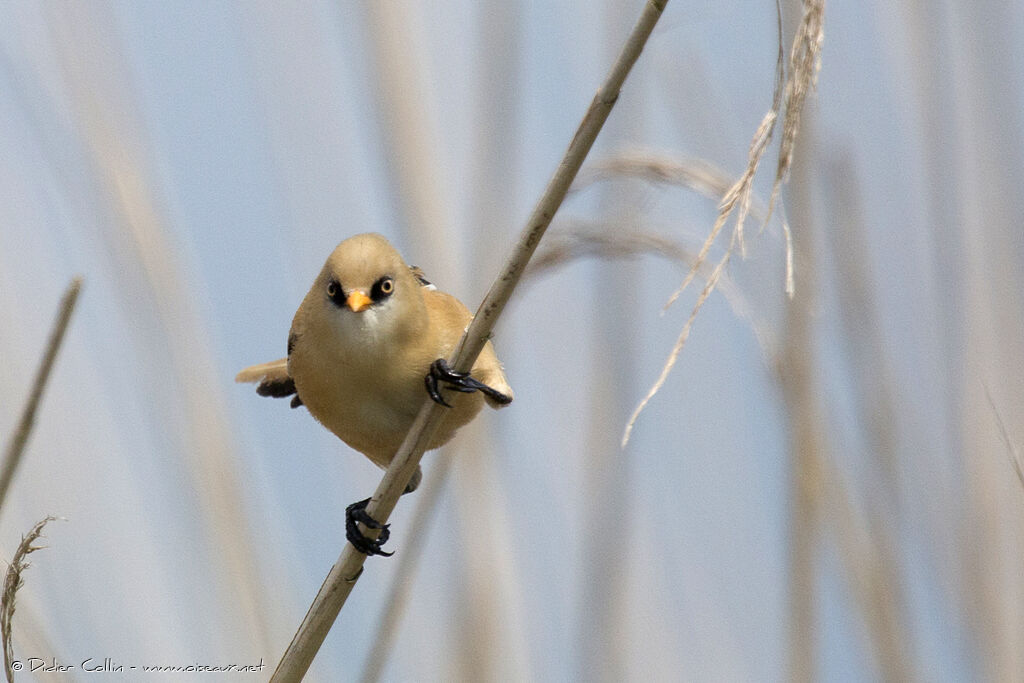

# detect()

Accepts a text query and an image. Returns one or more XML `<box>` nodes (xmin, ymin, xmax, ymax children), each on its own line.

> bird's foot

<box><xmin>345</xmin><ymin>497</ymin><xmax>393</xmax><ymax>557</ymax></box>
<box><xmin>425</xmin><ymin>358</ymin><xmax>513</xmax><ymax>407</ymax></box>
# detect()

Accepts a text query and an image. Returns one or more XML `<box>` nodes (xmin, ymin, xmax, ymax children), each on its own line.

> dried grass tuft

<box><xmin>2</xmin><ymin>517</ymin><xmax>61</xmax><ymax>683</ymax></box>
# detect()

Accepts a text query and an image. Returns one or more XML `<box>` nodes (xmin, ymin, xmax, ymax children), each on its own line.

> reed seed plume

<box><xmin>2</xmin><ymin>517</ymin><xmax>61</xmax><ymax>683</ymax></box>
<box><xmin>528</xmin><ymin>227</ymin><xmax>704</xmax><ymax>276</ymax></box>
<box><xmin>622</xmin><ymin>250</ymin><xmax>733</xmax><ymax>447</ymax></box>
<box><xmin>571</xmin><ymin>150</ymin><xmax>786</xmax><ymax>254</ymax></box>
<box><xmin>769</xmin><ymin>0</ymin><xmax>825</xmax><ymax>217</ymax></box>
<box><xmin>622</xmin><ymin>0</ymin><xmax>823</xmax><ymax>446</ymax></box>
<box><xmin>572</xmin><ymin>151</ymin><xmax>751</xmax><ymax>208</ymax></box>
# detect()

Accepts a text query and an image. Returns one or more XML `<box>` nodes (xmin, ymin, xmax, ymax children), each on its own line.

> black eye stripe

<box><xmin>371</xmin><ymin>276</ymin><xmax>395</xmax><ymax>302</ymax></box>
<box><xmin>327</xmin><ymin>276</ymin><xmax>393</xmax><ymax>307</ymax></box>
<box><xmin>326</xmin><ymin>279</ymin><xmax>346</xmax><ymax>307</ymax></box>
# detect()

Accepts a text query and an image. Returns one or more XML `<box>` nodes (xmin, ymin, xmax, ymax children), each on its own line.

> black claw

<box><xmin>345</xmin><ymin>497</ymin><xmax>393</xmax><ymax>557</ymax></box>
<box><xmin>425</xmin><ymin>358</ymin><xmax>512</xmax><ymax>407</ymax></box>
<box><xmin>424</xmin><ymin>367</ymin><xmax>452</xmax><ymax>407</ymax></box>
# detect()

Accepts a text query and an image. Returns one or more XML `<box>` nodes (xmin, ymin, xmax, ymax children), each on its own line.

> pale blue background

<box><xmin>1</xmin><ymin>1</ymin><xmax>1022</xmax><ymax>681</ymax></box>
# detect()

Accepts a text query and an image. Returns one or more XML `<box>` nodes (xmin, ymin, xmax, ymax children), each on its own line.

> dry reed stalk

<box><xmin>986</xmin><ymin>387</ymin><xmax>1024</xmax><ymax>491</ymax></box>
<box><xmin>450</xmin><ymin>5</ymin><xmax>533</xmax><ymax>677</ymax></box>
<box><xmin>2</xmin><ymin>517</ymin><xmax>60</xmax><ymax>683</ymax></box>
<box><xmin>574</xmin><ymin>15</ymin><xmax>642</xmax><ymax>667</ymax></box>
<box><xmin>357</xmin><ymin>446</ymin><xmax>456</xmax><ymax>683</ymax></box>
<box><xmin>456</xmin><ymin>25</ymin><xmax>535</xmax><ymax>683</ymax></box>
<box><xmin>778</xmin><ymin>151</ymin><xmax>822</xmax><ymax>683</ymax></box>
<box><xmin>270</xmin><ymin>2</ymin><xmax>670</xmax><ymax>679</ymax></box>
<box><xmin>362</xmin><ymin>5</ymin><xmax>529</xmax><ymax>677</ymax></box>
<box><xmin>824</xmin><ymin>157</ymin><xmax>913</xmax><ymax>680</ymax></box>
<box><xmin>446</xmin><ymin>428</ymin><xmax>529</xmax><ymax>681</ymax></box>
<box><xmin>0</xmin><ymin>278</ymin><xmax>82</xmax><ymax>517</ymax></box>
<box><xmin>899</xmin><ymin>2</ymin><xmax>1014</xmax><ymax>676</ymax></box>
<box><xmin>364</xmin><ymin>2</ymin><xmax>455</xmax><ymax>265</ymax></box>
<box><xmin>775</xmin><ymin>6</ymin><xmax>825</xmax><ymax>673</ymax></box>
<box><xmin>48</xmin><ymin>5</ymin><xmax>273</xmax><ymax>652</ymax></box>
<box><xmin>811</xmin><ymin>432</ymin><xmax>912</xmax><ymax>682</ymax></box>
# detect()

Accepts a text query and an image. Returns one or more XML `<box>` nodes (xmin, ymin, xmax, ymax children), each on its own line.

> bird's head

<box><xmin>311</xmin><ymin>233</ymin><xmax>426</xmax><ymax>349</ymax></box>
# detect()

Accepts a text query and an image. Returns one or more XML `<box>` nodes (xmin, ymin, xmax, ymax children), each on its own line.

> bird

<box><xmin>236</xmin><ymin>233</ymin><xmax>513</xmax><ymax>556</ymax></box>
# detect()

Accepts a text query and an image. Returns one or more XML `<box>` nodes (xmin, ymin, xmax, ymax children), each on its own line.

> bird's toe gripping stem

<box><xmin>345</xmin><ymin>497</ymin><xmax>393</xmax><ymax>557</ymax></box>
<box><xmin>425</xmin><ymin>358</ymin><xmax>512</xmax><ymax>407</ymax></box>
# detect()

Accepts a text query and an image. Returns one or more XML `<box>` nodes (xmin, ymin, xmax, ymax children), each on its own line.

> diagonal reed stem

<box><xmin>270</xmin><ymin>2</ymin><xmax>669</xmax><ymax>680</ymax></box>
<box><xmin>0</xmin><ymin>278</ymin><xmax>82</xmax><ymax>517</ymax></box>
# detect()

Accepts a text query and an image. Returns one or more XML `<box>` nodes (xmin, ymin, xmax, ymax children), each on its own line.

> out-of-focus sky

<box><xmin>1</xmin><ymin>1</ymin><xmax>1022</xmax><ymax>681</ymax></box>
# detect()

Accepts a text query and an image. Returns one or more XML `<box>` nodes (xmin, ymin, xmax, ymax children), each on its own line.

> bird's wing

<box><xmin>408</xmin><ymin>265</ymin><xmax>436</xmax><ymax>290</ymax></box>
<box><xmin>235</xmin><ymin>358</ymin><xmax>303</xmax><ymax>407</ymax></box>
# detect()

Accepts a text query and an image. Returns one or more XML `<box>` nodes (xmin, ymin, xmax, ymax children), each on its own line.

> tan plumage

<box><xmin>236</xmin><ymin>233</ymin><xmax>512</xmax><ymax>489</ymax></box>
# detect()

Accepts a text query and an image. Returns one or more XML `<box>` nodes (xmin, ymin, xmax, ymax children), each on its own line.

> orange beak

<box><xmin>345</xmin><ymin>290</ymin><xmax>372</xmax><ymax>312</ymax></box>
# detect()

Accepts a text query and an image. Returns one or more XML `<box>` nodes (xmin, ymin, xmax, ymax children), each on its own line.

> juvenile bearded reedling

<box><xmin>236</xmin><ymin>233</ymin><xmax>513</xmax><ymax>555</ymax></box>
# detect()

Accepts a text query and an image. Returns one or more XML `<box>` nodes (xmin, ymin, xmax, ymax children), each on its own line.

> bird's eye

<box><xmin>326</xmin><ymin>280</ymin><xmax>344</xmax><ymax>306</ymax></box>
<box><xmin>371</xmin><ymin>276</ymin><xmax>395</xmax><ymax>301</ymax></box>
